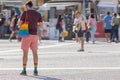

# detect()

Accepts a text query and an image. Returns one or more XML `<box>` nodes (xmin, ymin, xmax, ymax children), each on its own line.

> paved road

<box><xmin>0</xmin><ymin>40</ymin><xmax>120</xmax><ymax>80</ymax></box>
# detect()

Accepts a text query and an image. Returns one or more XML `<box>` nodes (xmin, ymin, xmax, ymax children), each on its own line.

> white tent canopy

<box><xmin>0</xmin><ymin>0</ymin><xmax>24</xmax><ymax>7</ymax></box>
<box><xmin>97</xmin><ymin>2</ymin><xmax>118</xmax><ymax>7</ymax></box>
<box><xmin>0</xmin><ymin>0</ymin><xmax>37</xmax><ymax>7</ymax></box>
<box><xmin>40</xmin><ymin>2</ymin><xmax>80</xmax><ymax>10</ymax></box>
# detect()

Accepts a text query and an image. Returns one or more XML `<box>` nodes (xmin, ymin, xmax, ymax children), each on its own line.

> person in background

<box><xmin>118</xmin><ymin>13</ymin><xmax>120</xmax><ymax>42</ymax></box>
<box><xmin>37</xmin><ymin>25</ymin><xmax>42</xmax><ymax>43</ymax></box>
<box><xmin>103</xmin><ymin>12</ymin><xmax>112</xmax><ymax>43</ymax></box>
<box><xmin>0</xmin><ymin>13</ymin><xmax>5</xmax><ymax>39</ymax></box>
<box><xmin>41</xmin><ymin>21</ymin><xmax>49</xmax><ymax>40</ymax></box>
<box><xmin>73</xmin><ymin>11</ymin><xmax>84</xmax><ymax>42</ymax></box>
<box><xmin>19</xmin><ymin>1</ymin><xmax>43</xmax><ymax>76</ymax></box>
<box><xmin>37</xmin><ymin>20</ymin><xmax>48</xmax><ymax>43</ymax></box>
<box><xmin>9</xmin><ymin>14</ymin><xmax>19</xmax><ymax>42</ymax></box>
<box><xmin>77</xmin><ymin>15</ymin><xmax>86</xmax><ymax>52</ymax></box>
<box><xmin>111</xmin><ymin>13</ymin><xmax>119</xmax><ymax>43</ymax></box>
<box><xmin>61</xmin><ymin>19</ymin><xmax>66</xmax><ymax>41</ymax></box>
<box><xmin>56</xmin><ymin>15</ymin><xmax>65</xmax><ymax>42</ymax></box>
<box><xmin>88</xmin><ymin>14</ymin><xmax>97</xmax><ymax>44</ymax></box>
<box><xmin>73</xmin><ymin>11</ymin><xmax>86</xmax><ymax>51</ymax></box>
<box><xmin>85</xmin><ymin>15</ymin><xmax>90</xmax><ymax>43</ymax></box>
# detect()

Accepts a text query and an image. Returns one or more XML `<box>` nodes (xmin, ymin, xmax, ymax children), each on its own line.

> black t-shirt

<box><xmin>20</xmin><ymin>10</ymin><xmax>42</xmax><ymax>35</ymax></box>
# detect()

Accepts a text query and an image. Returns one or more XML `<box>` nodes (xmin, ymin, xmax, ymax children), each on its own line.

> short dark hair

<box><xmin>58</xmin><ymin>15</ymin><xmax>63</xmax><ymax>20</ymax></box>
<box><xmin>107</xmin><ymin>12</ymin><xmax>110</xmax><ymax>15</ymax></box>
<box><xmin>58</xmin><ymin>15</ymin><xmax>62</xmax><ymax>19</ymax></box>
<box><xmin>114</xmin><ymin>13</ymin><xmax>117</xmax><ymax>17</ymax></box>
<box><xmin>26</xmin><ymin>1</ymin><xmax>33</xmax><ymax>8</ymax></box>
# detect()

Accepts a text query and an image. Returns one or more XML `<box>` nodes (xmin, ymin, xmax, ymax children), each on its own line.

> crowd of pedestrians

<box><xmin>72</xmin><ymin>11</ymin><xmax>97</xmax><ymax>52</ymax></box>
<box><xmin>1</xmin><ymin>9</ymin><xmax>120</xmax><ymax>48</ymax></box>
<box><xmin>1</xmin><ymin>9</ymin><xmax>120</xmax><ymax>45</ymax></box>
<box><xmin>71</xmin><ymin>11</ymin><xmax>120</xmax><ymax>52</ymax></box>
<box><xmin>103</xmin><ymin>12</ymin><xmax>120</xmax><ymax>43</ymax></box>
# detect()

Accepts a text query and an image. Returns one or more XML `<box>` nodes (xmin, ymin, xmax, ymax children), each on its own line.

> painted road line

<box><xmin>0</xmin><ymin>67</ymin><xmax>120</xmax><ymax>70</ymax></box>
<box><xmin>38</xmin><ymin>43</ymin><xmax>74</xmax><ymax>49</ymax></box>
<box><xmin>0</xmin><ymin>43</ymin><xmax>74</xmax><ymax>53</ymax></box>
<box><xmin>0</xmin><ymin>50</ymin><xmax>120</xmax><ymax>57</ymax></box>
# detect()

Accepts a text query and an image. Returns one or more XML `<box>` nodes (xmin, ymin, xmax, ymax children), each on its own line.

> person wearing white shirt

<box><xmin>74</xmin><ymin>11</ymin><xmax>86</xmax><ymax>52</ymax></box>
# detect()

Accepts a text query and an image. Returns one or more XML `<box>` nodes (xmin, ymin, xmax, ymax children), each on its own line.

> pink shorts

<box><xmin>21</xmin><ymin>35</ymin><xmax>38</xmax><ymax>50</ymax></box>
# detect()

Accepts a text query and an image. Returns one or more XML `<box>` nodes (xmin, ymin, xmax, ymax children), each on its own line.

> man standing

<box><xmin>103</xmin><ymin>12</ymin><xmax>112</xmax><ymax>43</ymax></box>
<box><xmin>19</xmin><ymin>1</ymin><xmax>43</xmax><ymax>76</ymax></box>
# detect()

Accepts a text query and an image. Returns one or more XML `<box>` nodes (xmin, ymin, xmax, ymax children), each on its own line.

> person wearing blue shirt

<box><xmin>103</xmin><ymin>12</ymin><xmax>112</xmax><ymax>42</ymax></box>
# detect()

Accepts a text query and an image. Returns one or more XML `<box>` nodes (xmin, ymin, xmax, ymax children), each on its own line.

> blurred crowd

<box><xmin>0</xmin><ymin>12</ymin><xmax>49</xmax><ymax>42</ymax></box>
<box><xmin>0</xmin><ymin>10</ymin><xmax>120</xmax><ymax>45</ymax></box>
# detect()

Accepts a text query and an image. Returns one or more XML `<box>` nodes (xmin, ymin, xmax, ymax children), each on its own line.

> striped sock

<box><xmin>34</xmin><ymin>63</ymin><xmax>38</xmax><ymax>71</ymax></box>
<box><xmin>23</xmin><ymin>64</ymin><xmax>26</xmax><ymax>71</ymax></box>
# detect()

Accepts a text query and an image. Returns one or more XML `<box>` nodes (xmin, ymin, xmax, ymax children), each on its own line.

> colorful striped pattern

<box><xmin>23</xmin><ymin>64</ymin><xmax>26</xmax><ymax>71</ymax></box>
<box><xmin>18</xmin><ymin>30</ymin><xmax>29</xmax><ymax>37</ymax></box>
<box><xmin>34</xmin><ymin>63</ymin><xmax>38</xmax><ymax>71</ymax></box>
<box><xmin>18</xmin><ymin>23</ymin><xmax>29</xmax><ymax>37</ymax></box>
<box><xmin>34</xmin><ymin>63</ymin><xmax>38</xmax><ymax>68</ymax></box>
<box><xmin>20</xmin><ymin>23</ymin><xmax>28</xmax><ymax>30</ymax></box>
<box><xmin>15</xmin><ymin>7</ymin><xmax>24</xmax><ymax>16</ymax></box>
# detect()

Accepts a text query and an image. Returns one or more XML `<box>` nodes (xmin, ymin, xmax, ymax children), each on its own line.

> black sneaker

<box><xmin>77</xmin><ymin>49</ymin><xmax>84</xmax><ymax>52</ymax></box>
<box><xmin>20</xmin><ymin>71</ymin><xmax>27</xmax><ymax>76</ymax></box>
<box><xmin>34</xmin><ymin>70</ymin><xmax>38</xmax><ymax>76</ymax></box>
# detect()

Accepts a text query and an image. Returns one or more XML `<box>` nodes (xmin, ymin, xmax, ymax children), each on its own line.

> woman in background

<box><xmin>9</xmin><ymin>15</ymin><xmax>19</xmax><ymax>42</ymax></box>
<box><xmin>56</xmin><ymin>15</ymin><xmax>65</xmax><ymax>42</ymax></box>
<box><xmin>76</xmin><ymin>12</ymin><xmax>86</xmax><ymax>52</ymax></box>
<box><xmin>88</xmin><ymin>14</ymin><xmax>97</xmax><ymax>44</ymax></box>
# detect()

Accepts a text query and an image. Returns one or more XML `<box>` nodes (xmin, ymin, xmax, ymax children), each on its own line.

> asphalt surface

<box><xmin>0</xmin><ymin>39</ymin><xmax>120</xmax><ymax>80</ymax></box>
